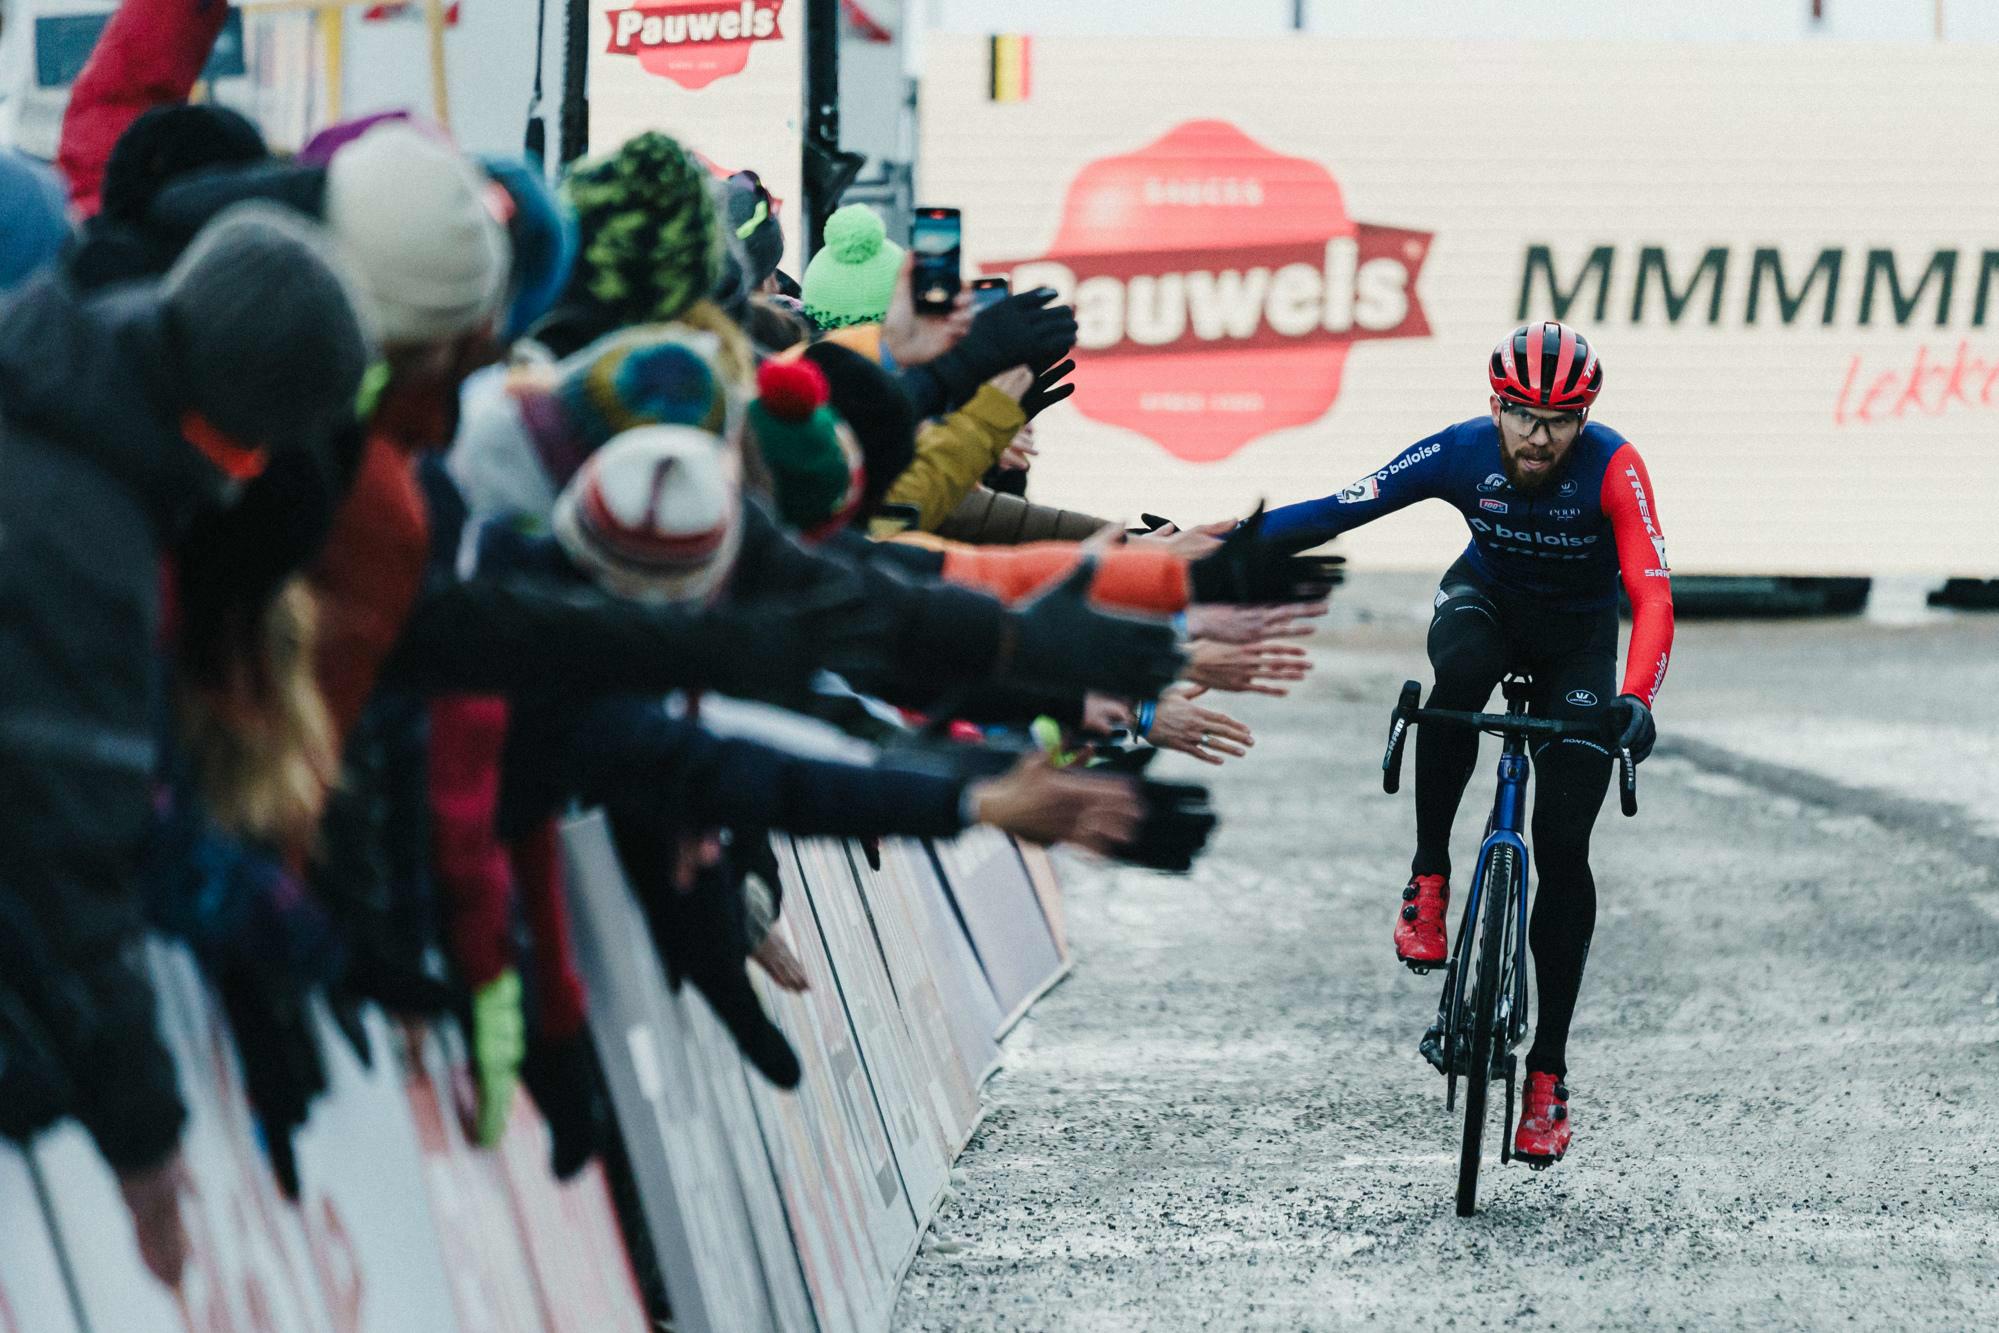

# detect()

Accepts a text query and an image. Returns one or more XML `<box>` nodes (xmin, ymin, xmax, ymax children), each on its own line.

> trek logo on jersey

<box><xmin>1337</xmin><ymin>477</ymin><xmax>1380</xmax><ymax>504</ymax></box>
<box><xmin>605</xmin><ymin>0</ymin><xmax>785</xmax><ymax>89</ymax></box>
<box><xmin>1621</xmin><ymin>463</ymin><xmax>1670</xmax><ymax>575</ymax></box>
<box><xmin>1477</xmin><ymin>472</ymin><xmax>1509</xmax><ymax>493</ymax></box>
<box><xmin>992</xmin><ymin>120</ymin><xmax>1433</xmax><ymax>462</ymax></box>
<box><xmin>1479</xmin><ymin>498</ymin><xmax>1508</xmax><ymax>513</ymax></box>
<box><xmin>1566</xmin><ymin>690</ymin><xmax>1599</xmax><ymax>708</ymax></box>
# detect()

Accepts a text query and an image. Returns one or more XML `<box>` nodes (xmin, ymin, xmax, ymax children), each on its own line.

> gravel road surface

<box><xmin>895</xmin><ymin>576</ymin><xmax>1999</xmax><ymax>1331</ymax></box>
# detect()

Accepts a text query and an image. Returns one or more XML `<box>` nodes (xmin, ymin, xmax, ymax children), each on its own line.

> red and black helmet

<box><xmin>1489</xmin><ymin>321</ymin><xmax>1603</xmax><ymax>412</ymax></box>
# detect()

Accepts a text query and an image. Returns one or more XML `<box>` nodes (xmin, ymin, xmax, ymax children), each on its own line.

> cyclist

<box><xmin>1260</xmin><ymin>321</ymin><xmax>1673</xmax><ymax>1165</ymax></box>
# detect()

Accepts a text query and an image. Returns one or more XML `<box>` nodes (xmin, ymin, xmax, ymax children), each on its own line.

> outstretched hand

<box><xmin>1184</xmin><ymin>638</ymin><xmax>1314</xmax><ymax>696</ymax></box>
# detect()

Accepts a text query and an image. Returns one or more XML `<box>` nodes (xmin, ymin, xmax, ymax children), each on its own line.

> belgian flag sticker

<box><xmin>989</xmin><ymin>34</ymin><xmax>1032</xmax><ymax>102</ymax></box>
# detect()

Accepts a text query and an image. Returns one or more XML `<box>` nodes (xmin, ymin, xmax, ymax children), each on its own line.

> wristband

<box><xmin>1135</xmin><ymin>700</ymin><xmax>1156</xmax><ymax>737</ymax></box>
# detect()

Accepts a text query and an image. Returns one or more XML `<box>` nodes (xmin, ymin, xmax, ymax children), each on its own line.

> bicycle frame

<box><xmin>1435</xmin><ymin>680</ymin><xmax>1534</xmax><ymax>1116</ymax></box>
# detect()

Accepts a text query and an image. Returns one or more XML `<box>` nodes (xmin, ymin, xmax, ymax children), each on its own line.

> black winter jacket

<box><xmin>0</xmin><ymin>273</ymin><xmax>212</xmax><ymax>1168</ymax></box>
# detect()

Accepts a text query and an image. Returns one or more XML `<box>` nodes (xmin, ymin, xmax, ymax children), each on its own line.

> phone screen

<box><xmin>911</xmin><ymin>207</ymin><xmax>962</xmax><ymax>314</ymax></box>
<box><xmin>970</xmin><ymin>276</ymin><xmax>1010</xmax><ymax>313</ymax></box>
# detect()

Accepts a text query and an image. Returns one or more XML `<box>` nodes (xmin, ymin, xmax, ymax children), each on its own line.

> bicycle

<box><xmin>1380</xmin><ymin>675</ymin><xmax>1638</xmax><ymax>1217</ymax></box>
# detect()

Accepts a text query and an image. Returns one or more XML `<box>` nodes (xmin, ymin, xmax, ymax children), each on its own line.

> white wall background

<box><xmin>924</xmin><ymin>0</ymin><xmax>1999</xmax><ymax>42</ymax></box>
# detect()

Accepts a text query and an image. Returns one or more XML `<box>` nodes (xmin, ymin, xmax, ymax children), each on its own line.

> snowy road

<box><xmin>895</xmin><ymin>577</ymin><xmax>1999</xmax><ymax>1331</ymax></box>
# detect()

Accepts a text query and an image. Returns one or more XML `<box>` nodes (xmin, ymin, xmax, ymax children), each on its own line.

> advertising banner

<box><xmin>790</xmin><ymin>838</ymin><xmax>952</xmax><ymax>1218</ymax></box>
<box><xmin>588</xmin><ymin>0</ymin><xmax>805</xmax><ymax>273</ymax></box>
<box><xmin>559</xmin><ymin>812</ymin><xmax>792</xmax><ymax>1333</ymax></box>
<box><xmin>927</xmin><ymin>828</ymin><xmax>1064</xmax><ymax>1030</ymax></box>
<box><xmin>845</xmin><ymin>840</ymin><xmax>988</xmax><ymax>1150</ymax></box>
<box><xmin>921</xmin><ymin>37</ymin><xmax>1999</xmax><ymax>576</ymax></box>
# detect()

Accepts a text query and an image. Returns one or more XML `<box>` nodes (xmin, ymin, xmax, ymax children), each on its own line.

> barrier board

<box><xmin>928</xmin><ymin>827</ymin><xmax>1065</xmax><ymax>1031</ymax></box>
<box><xmin>921</xmin><ymin>36</ymin><xmax>1999</xmax><ymax>577</ymax></box>
<box><xmin>0</xmin><ymin>1147</ymin><xmax>82</xmax><ymax>1333</ymax></box>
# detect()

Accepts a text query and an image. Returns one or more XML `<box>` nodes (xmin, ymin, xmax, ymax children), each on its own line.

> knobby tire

<box><xmin>1456</xmin><ymin>844</ymin><xmax>1517</xmax><ymax>1217</ymax></box>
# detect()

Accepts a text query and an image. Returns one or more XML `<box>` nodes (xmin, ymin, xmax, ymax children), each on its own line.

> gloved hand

<box><xmin>1607</xmin><ymin>694</ymin><xmax>1657</xmax><ymax>763</ymax></box>
<box><xmin>520</xmin><ymin>1031</ymin><xmax>607</xmax><ymax>1180</ymax></box>
<box><xmin>0</xmin><ymin>982</ymin><xmax>74</xmax><ymax>1143</ymax></box>
<box><xmin>929</xmin><ymin>289</ymin><xmax>1078</xmax><ymax>402</ymax></box>
<box><xmin>471</xmin><ymin>970</ymin><xmax>526</xmax><ymax>1147</ymax></box>
<box><xmin>1008</xmin><ymin>559</ymin><xmax>1184</xmax><ymax>700</ymax></box>
<box><xmin>1122</xmin><ymin>779</ymin><xmax>1219</xmax><ymax>873</ymax></box>
<box><xmin>1188</xmin><ymin>506</ymin><xmax>1347</xmax><ymax>604</ymax></box>
<box><xmin>1020</xmin><ymin>359</ymin><xmax>1077</xmax><ymax>420</ymax></box>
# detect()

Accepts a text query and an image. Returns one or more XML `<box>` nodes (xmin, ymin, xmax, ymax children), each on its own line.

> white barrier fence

<box><xmin>0</xmin><ymin>824</ymin><xmax>1072</xmax><ymax>1333</ymax></box>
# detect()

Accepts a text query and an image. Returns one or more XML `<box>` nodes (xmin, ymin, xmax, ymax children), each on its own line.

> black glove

<box><xmin>1189</xmin><ymin>506</ymin><xmax>1347</xmax><ymax>604</ymax></box>
<box><xmin>0</xmin><ymin>982</ymin><xmax>75</xmax><ymax>1143</ymax></box>
<box><xmin>1007</xmin><ymin>559</ymin><xmax>1184</xmax><ymax>700</ymax></box>
<box><xmin>929</xmin><ymin>289</ymin><xmax>1078</xmax><ymax>404</ymax></box>
<box><xmin>1019</xmin><ymin>359</ymin><xmax>1077</xmax><ymax>420</ymax></box>
<box><xmin>521</xmin><ymin>1032</ymin><xmax>608</xmax><ymax>1181</ymax></box>
<box><xmin>612</xmin><ymin>812</ymin><xmax>802</xmax><ymax>1089</ymax></box>
<box><xmin>1607</xmin><ymin>694</ymin><xmax>1657</xmax><ymax>764</ymax></box>
<box><xmin>1119</xmin><ymin>779</ymin><xmax>1218</xmax><ymax>874</ymax></box>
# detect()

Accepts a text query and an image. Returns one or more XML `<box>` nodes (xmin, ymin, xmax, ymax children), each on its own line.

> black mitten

<box><xmin>1010</xmin><ymin>560</ymin><xmax>1183</xmax><ymax>698</ymax></box>
<box><xmin>521</xmin><ymin>1032</ymin><xmax>608</xmax><ymax>1180</ymax></box>
<box><xmin>1119</xmin><ymin>779</ymin><xmax>1219</xmax><ymax>874</ymax></box>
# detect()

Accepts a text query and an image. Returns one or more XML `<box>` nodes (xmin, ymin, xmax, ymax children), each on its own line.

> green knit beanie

<box><xmin>748</xmin><ymin>359</ymin><xmax>862</xmax><ymax>533</ymax></box>
<box><xmin>561</xmin><ymin>132</ymin><xmax>723</xmax><ymax>325</ymax></box>
<box><xmin>801</xmin><ymin>204</ymin><xmax>903</xmax><ymax>330</ymax></box>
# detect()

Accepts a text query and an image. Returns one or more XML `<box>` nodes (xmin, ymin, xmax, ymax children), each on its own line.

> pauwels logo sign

<box><xmin>994</xmin><ymin>121</ymin><xmax>1433</xmax><ymax>463</ymax></box>
<box><xmin>605</xmin><ymin>0</ymin><xmax>785</xmax><ymax>90</ymax></box>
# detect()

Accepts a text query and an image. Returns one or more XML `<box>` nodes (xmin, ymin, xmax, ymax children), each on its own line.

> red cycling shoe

<box><xmin>1512</xmin><ymin>1072</ymin><xmax>1571</xmax><ymax>1166</ymax></box>
<box><xmin>1394</xmin><ymin>874</ymin><xmax>1449</xmax><ymax>969</ymax></box>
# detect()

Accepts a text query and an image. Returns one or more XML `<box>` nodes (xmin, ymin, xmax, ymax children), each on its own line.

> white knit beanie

<box><xmin>552</xmin><ymin>425</ymin><xmax>742</xmax><ymax>607</ymax></box>
<box><xmin>322</xmin><ymin>122</ymin><xmax>510</xmax><ymax>346</ymax></box>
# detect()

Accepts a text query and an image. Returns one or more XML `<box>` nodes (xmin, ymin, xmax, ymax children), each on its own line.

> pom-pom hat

<box><xmin>800</xmin><ymin>204</ymin><xmax>903</xmax><ymax>329</ymax></box>
<box><xmin>747</xmin><ymin>359</ymin><xmax>864</xmax><ymax>536</ymax></box>
<box><xmin>552</xmin><ymin>425</ymin><xmax>742</xmax><ymax>606</ymax></box>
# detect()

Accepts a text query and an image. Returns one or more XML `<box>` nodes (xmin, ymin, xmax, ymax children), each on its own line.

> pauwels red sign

<box><xmin>995</xmin><ymin>121</ymin><xmax>1433</xmax><ymax>463</ymax></box>
<box><xmin>605</xmin><ymin>0</ymin><xmax>785</xmax><ymax>90</ymax></box>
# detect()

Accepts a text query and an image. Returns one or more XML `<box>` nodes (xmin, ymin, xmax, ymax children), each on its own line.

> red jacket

<box><xmin>57</xmin><ymin>0</ymin><xmax>231</xmax><ymax>216</ymax></box>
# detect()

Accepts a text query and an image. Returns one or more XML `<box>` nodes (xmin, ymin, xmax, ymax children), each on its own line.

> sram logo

<box><xmin>993</xmin><ymin>121</ymin><xmax>1433</xmax><ymax>462</ymax></box>
<box><xmin>605</xmin><ymin>1</ymin><xmax>785</xmax><ymax>90</ymax></box>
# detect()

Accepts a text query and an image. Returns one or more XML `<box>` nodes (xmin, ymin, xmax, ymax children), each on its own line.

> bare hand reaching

<box><xmin>1185</xmin><ymin>600</ymin><xmax>1330</xmax><ymax>645</ymax></box>
<box><xmin>969</xmin><ymin>753</ymin><xmax>1143</xmax><ymax>855</ymax></box>
<box><xmin>1147</xmin><ymin>684</ymin><xmax>1255</xmax><ymax>765</ymax></box>
<box><xmin>1184</xmin><ymin>639</ymin><xmax>1314</xmax><ymax>696</ymax></box>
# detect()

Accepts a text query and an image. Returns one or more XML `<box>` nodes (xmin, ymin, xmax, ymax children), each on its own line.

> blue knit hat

<box><xmin>801</xmin><ymin>204</ymin><xmax>903</xmax><ymax>329</ymax></box>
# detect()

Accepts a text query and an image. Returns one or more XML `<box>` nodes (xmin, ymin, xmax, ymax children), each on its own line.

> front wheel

<box><xmin>1456</xmin><ymin>843</ymin><xmax>1519</xmax><ymax>1217</ymax></box>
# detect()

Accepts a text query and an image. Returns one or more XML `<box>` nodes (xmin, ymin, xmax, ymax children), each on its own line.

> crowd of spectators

<box><xmin>0</xmin><ymin>0</ymin><xmax>1339</xmax><ymax>1290</ymax></box>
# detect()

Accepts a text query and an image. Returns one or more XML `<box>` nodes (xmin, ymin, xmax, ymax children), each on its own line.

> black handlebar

<box><xmin>1380</xmin><ymin>679</ymin><xmax>1639</xmax><ymax>817</ymax></box>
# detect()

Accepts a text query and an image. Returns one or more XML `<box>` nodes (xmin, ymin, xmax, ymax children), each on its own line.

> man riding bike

<box><xmin>1260</xmin><ymin>321</ymin><xmax>1674</xmax><ymax>1166</ymax></box>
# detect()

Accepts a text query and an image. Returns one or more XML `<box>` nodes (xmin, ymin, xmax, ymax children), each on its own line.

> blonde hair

<box><xmin>178</xmin><ymin>579</ymin><xmax>338</xmax><ymax>859</ymax></box>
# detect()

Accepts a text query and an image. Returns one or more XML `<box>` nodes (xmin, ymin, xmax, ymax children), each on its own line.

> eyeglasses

<box><xmin>1499</xmin><ymin>402</ymin><xmax>1585</xmax><ymax>441</ymax></box>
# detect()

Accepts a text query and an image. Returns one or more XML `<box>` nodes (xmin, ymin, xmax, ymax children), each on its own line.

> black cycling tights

<box><xmin>1412</xmin><ymin>560</ymin><xmax>1616</xmax><ymax>1078</ymax></box>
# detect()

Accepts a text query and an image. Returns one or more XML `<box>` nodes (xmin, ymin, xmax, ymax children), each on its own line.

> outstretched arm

<box><xmin>1257</xmin><ymin>430</ymin><xmax>1453</xmax><ymax>552</ymax></box>
<box><xmin>1602</xmin><ymin>443</ymin><xmax>1674</xmax><ymax>708</ymax></box>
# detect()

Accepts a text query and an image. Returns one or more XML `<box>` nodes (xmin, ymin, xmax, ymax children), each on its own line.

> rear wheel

<box><xmin>1456</xmin><ymin>844</ymin><xmax>1518</xmax><ymax>1217</ymax></box>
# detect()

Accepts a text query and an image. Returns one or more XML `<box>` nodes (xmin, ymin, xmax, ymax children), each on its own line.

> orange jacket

<box><xmin>905</xmin><ymin>537</ymin><xmax>1189</xmax><ymax>615</ymax></box>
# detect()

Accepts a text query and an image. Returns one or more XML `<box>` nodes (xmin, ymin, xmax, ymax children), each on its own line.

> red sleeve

<box><xmin>512</xmin><ymin>820</ymin><xmax>589</xmax><ymax>1042</ymax></box>
<box><xmin>56</xmin><ymin>0</ymin><xmax>232</xmax><ymax>216</ymax></box>
<box><xmin>428</xmin><ymin>695</ymin><xmax>516</xmax><ymax>989</ymax></box>
<box><xmin>1601</xmin><ymin>442</ymin><xmax>1674</xmax><ymax>708</ymax></box>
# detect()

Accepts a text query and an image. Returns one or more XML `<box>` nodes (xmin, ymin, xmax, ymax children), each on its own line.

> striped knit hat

<box><xmin>552</xmin><ymin>426</ymin><xmax>742</xmax><ymax>606</ymax></box>
<box><xmin>560</xmin><ymin>132</ymin><xmax>723</xmax><ymax>326</ymax></box>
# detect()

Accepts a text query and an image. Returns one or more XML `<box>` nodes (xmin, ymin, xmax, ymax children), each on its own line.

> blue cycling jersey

<box><xmin>1261</xmin><ymin>417</ymin><xmax>1664</xmax><ymax>613</ymax></box>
